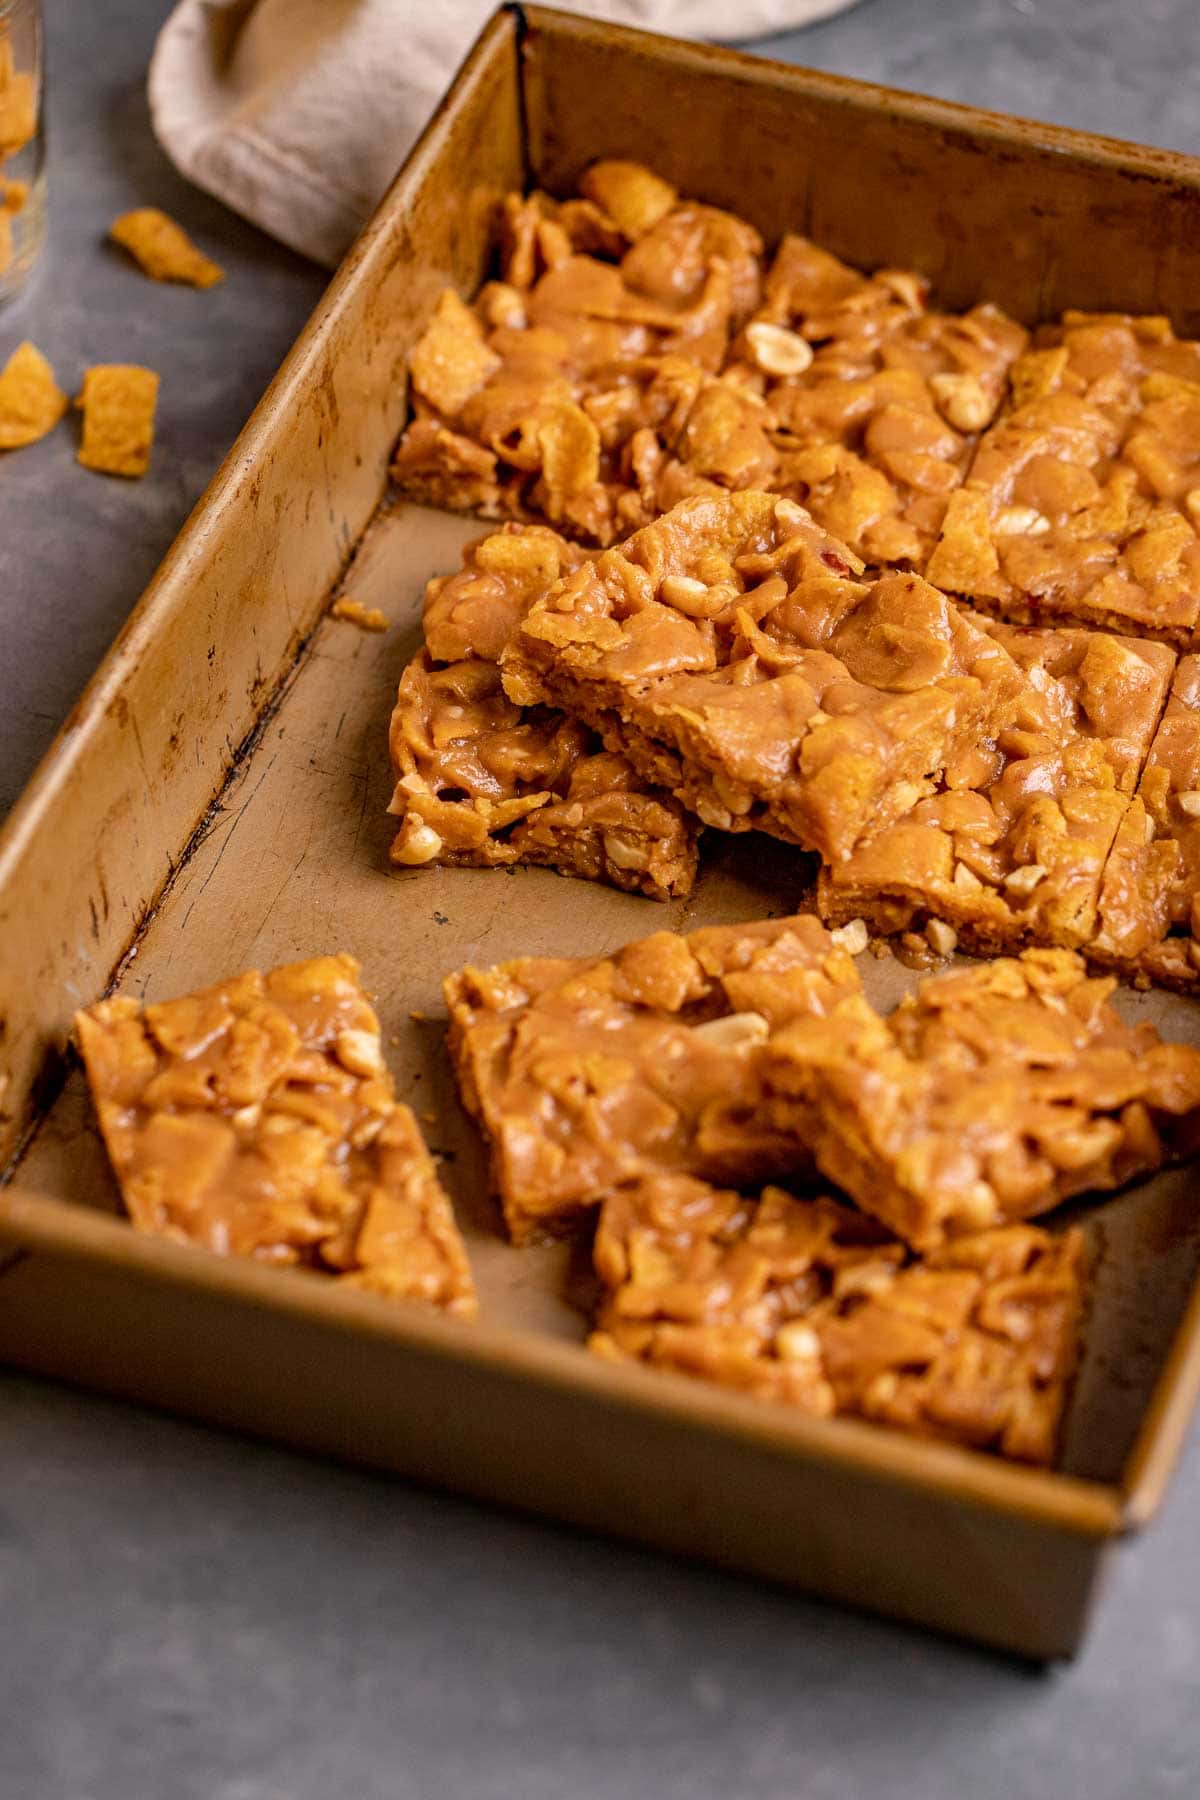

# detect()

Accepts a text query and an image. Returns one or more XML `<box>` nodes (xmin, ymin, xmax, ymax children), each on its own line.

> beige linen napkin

<box><xmin>149</xmin><ymin>0</ymin><xmax>861</xmax><ymax>266</ymax></box>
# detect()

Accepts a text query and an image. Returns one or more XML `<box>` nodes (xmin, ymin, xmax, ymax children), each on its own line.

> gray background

<box><xmin>3</xmin><ymin>2</ymin><xmax>1200</xmax><ymax>1795</ymax></box>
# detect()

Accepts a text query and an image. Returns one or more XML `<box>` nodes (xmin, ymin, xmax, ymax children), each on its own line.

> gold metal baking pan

<box><xmin>3</xmin><ymin>5</ymin><xmax>1200</xmax><ymax>1658</ymax></box>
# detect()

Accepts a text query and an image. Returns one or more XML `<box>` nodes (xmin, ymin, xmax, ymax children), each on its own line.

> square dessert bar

<box><xmin>765</xmin><ymin>949</ymin><xmax>1200</xmax><ymax>1251</ymax></box>
<box><xmin>389</xmin><ymin>166</ymin><xmax>1028</xmax><ymax>560</ymax></box>
<box><xmin>444</xmin><ymin>914</ymin><xmax>864</xmax><ymax>1244</ymax></box>
<box><xmin>1092</xmin><ymin>653</ymin><xmax>1200</xmax><ymax>991</ymax></box>
<box><xmin>818</xmin><ymin>620</ymin><xmax>1176</xmax><ymax>955</ymax></box>
<box><xmin>75</xmin><ymin>955</ymin><xmax>476</xmax><ymax>1315</ymax></box>
<box><xmin>391</xmin><ymin>162</ymin><xmax>770</xmax><ymax>546</ymax></box>
<box><xmin>927</xmin><ymin>312</ymin><xmax>1200</xmax><ymax>643</ymax></box>
<box><xmin>390</xmin><ymin>651</ymin><xmax>698</xmax><ymax>900</ymax></box>
<box><xmin>388</xmin><ymin>522</ymin><xmax>700</xmax><ymax>900</ymax></box>
<box><xmin>589</xmin><ymin>1174</ymin><xmax>1085</xmax><ymax>1466</ymax></box>
<box><xmin>502</xmin><ymin>490</ymin><xmax>1030</xmax><ymax>864</ymax></box>
<box><xmin>735</xmin><ymin>235</ymin><xmax>1028</xmax><ymax>565</ymax></box>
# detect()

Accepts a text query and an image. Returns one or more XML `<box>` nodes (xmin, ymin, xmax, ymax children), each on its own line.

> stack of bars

<box><xmin>71</xmin><ymin>162</ymin><xmax>1200</xmax><ymax>1476</ymax></box>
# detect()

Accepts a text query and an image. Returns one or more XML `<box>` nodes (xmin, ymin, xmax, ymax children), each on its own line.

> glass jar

<box><xmin>0</xmin><ymin>0</ymin><xmax>44</xmax><ymax>304</ymax></box>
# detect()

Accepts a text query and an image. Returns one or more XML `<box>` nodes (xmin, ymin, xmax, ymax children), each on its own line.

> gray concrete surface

<box><xmin>0</xmin><ymin>0</ymin><xmax>327</xmax><ymax>818</ymax></box>
<box><xmin>3</xmin><ymin>2</ymin><xmax>1200</xmax><ymax>1796</ymax></box>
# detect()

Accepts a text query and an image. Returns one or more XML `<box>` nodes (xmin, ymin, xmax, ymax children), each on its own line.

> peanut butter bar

<box><xmin>390</xmin><ymin>651</ymin><xmax>697</xmax><ymax>898</ymax></box>
<box><xmin>818</xmin><ymin>620</ymin><xmax>1176</xmax><ymax>955</ymax></box>
<box><xmin>589</xmin><ymin>1174</ymin><xmax>1085</xmax><ymax>1465</ymax></box>
<box><xmin>732</xmin><ymin>235</ymin><xmax>1028</xmax><ymax>565</ymax></box>
<box><xmin>502</xmin><ymin>490</ymin><xmax>1032</xmax><ymax>864</ymax></box>
<box><xmin>927</xmin><ymin>312</ymin><xmax>1200</xmax><ymax>643</ymax></box>
<box><xmin>1091</xmin><ymin>653</ymin><xmax>1200</xmax><ymax>990</ymax></box>
<box><xmin>391</xmin><ymin>162</ymin><xmax>767</xmax><ymax>546</ymax></box>
<box><xmin>76</xmin><ymin>955</ymin><xmax>476</xmax><ymax>1316</ymax></box>
<box><xmin>388</xmin><ymin>523</ymin><xmax>699</xmax><ymax>898</ymax></box>
<box><xmin>392</xmin><ymin>188</ymin><xmax>1029</xmax><ymax>563</ymax></box>
<box><xmin>421</xmin><ymin>523</ymin><xmax>585</xmax><ymax>666</ymax></box>
<box><xmin>766</xmin><ymin>949</ymin><xmax>1200</xmax><ymax>1250</ymax></box>
<box><xmin>444</xmin><ymin>914</ymin><xmax>864</xmax><ymax>1244</ymax></box>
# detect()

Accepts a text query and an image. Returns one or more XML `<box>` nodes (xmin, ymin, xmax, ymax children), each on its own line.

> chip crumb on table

<box><xmin>76</xmin><ymin>363</ymin><xmax>160</xmax><ymax>478</ymax></box>
<box><xmin>109</xmin><ymin>207</ymin><xmax>225</xmax><ymax>289</ymax></box>
<box><xmin>0</xmin><ymin>340</ymin><xmax>67</xmax><ymax>449</ymax></box>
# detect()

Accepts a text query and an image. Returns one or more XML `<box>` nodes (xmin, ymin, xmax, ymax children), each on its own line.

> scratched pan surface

<box><xmin>3</xmin><ymin>6</ymin><xmax>1200</xmax><ymax>1657</ymax></box>
<box><xmin>15</xmin><ymin>494</ymin><xmax>1200</xmax><ymax>1487</ymax></box>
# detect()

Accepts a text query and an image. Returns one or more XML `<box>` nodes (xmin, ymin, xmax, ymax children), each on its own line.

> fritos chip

<box><xmin>578</xmin><ymin>160</ymin><xmax>677</xmax><ymax>238</ymax></box>
<box><xmin>408</xmin><ymin>289</ymin><xmax>500</xmax><ymax>417</ymax></box>
<box><xmin>537</xmin><ymin>401</ymin><xmax>601</xmax><ymax>519</ymax></box>
<box><xmin>924</xmin><ymin>489</ymin><xmax>1006</xmax><ymax>598</ymax></box>
<box><xmin>1</xmin><ymin>177</ymin><xmax>26</xmax><ymax>213</ymax></box>
<box><xmin>0</xmin><ymin>70</ymin><xmax>36</xmax><ymax>158</ymax></box>
<box><xmin>1008</xmin><ymin>344</ymin><xmax>1069</xmax><ymax>409</ymax></box>
<box><xmin>0</xmin><ymin>340</ymin><xmax>68</xmax><ymax>450</ymax></box>
<box><xmin>76</xmin><ymin>364</ymin><xmax>160</xmax><ymax>478</ymax></box>
<box><xmin>331</xmin><ymin>597</ymin><xmax>388</xmax><ymax>632</ymax></box>
<box><xmin>109</xmin><ymin>207</ymin><xmax>224</xmax><ymax>289</ymax></box>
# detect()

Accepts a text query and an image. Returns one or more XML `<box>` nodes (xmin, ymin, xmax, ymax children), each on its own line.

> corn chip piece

<box><xmin>0</xmin><ymin>340</ymin><xmax>68</xmax><ymax>449</ymax></box>
<box><xmin>76</xmin><ymin>364</ymin><xmax>160</xmax><ymax>479</ymax></box>
<box><xmin>925</xmin><ymin>488</ymin><xmax>1006</xmax><ymax>598</ymax></box>
<box><xmin>109</xmin><ymin>207</ymin><xmax>224</xmax><ymax>289</ymax></box>
<box><xmin>0</xmin><ymin>69</ymin><xmax>36</xmax><ymax>157</ymax></box>
<box><xmin>537</xmin><ymin>401</ymin><xmax>601</xmax><ymax>519</ymax></box>
<box><xmin>2</xmin><ymin>177</ymin><xmax>27</xmax><ymax>213</ymax></box>
<box><xmin>1008</xmin><ymin>344</ymin><xmax>1069</xmax><ymax>410</ymax></box>
<box><xmin>577</xmin><ymin>160</ymin><xmax>677</xmax><ymax>239</ymax></box>
<box><xmin>409</xmin><ymin>288</ymin><xmax>501</xmax><ymax>418</ymax></box>
<box><xmin>331</xmin><ymin>597</ymin><xmax>388</xmax><ymax>632</ymax></box>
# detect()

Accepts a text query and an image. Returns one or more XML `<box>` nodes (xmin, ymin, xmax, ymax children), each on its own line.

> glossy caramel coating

<box><xmin>388</xmin><ymin>522</ymin><xmax>699</xmax><ymax>899</ymax></box>
<box><xmin>444</xmin><ymin>914</ymin><xmax>863</xmax><ymax>1244</ymax></box>
<box><xmin>502</xmin><ymin>490</ymin><xmax>1030</xmax><ymax>864</ymax></box>
<box><xmin>927</xmin><ymin>312</ymin><xmax>1200</xmax><ymax>643</ymax></box>
<box><xmin>76</xmin><ymin>955</ymin><xmax>475</xmax><ymax>1316</ymax></box>
<box><xmin>818</xmin><ymin>619</ymin><xmax>1176</xmax><ymax>952</ymax></box>
<box><xmin>766</xmin><ymin>949</ymin><xmax>1200</xmax><ymax>1250</ymax></box>
<box><xmin>1092</xmin><ymin>653</ymin><xmax>1200</xmax><ymax>989</ymax></box>
<box><xmin>391</xmin><ymin>167</ymin><xmax>1025</xmax><ymax>558</ymax></box>
<box><xmin>590</xmin><ymin>1173</ymin><xmax>1084</xmax><ymax>1466</ymax></box>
